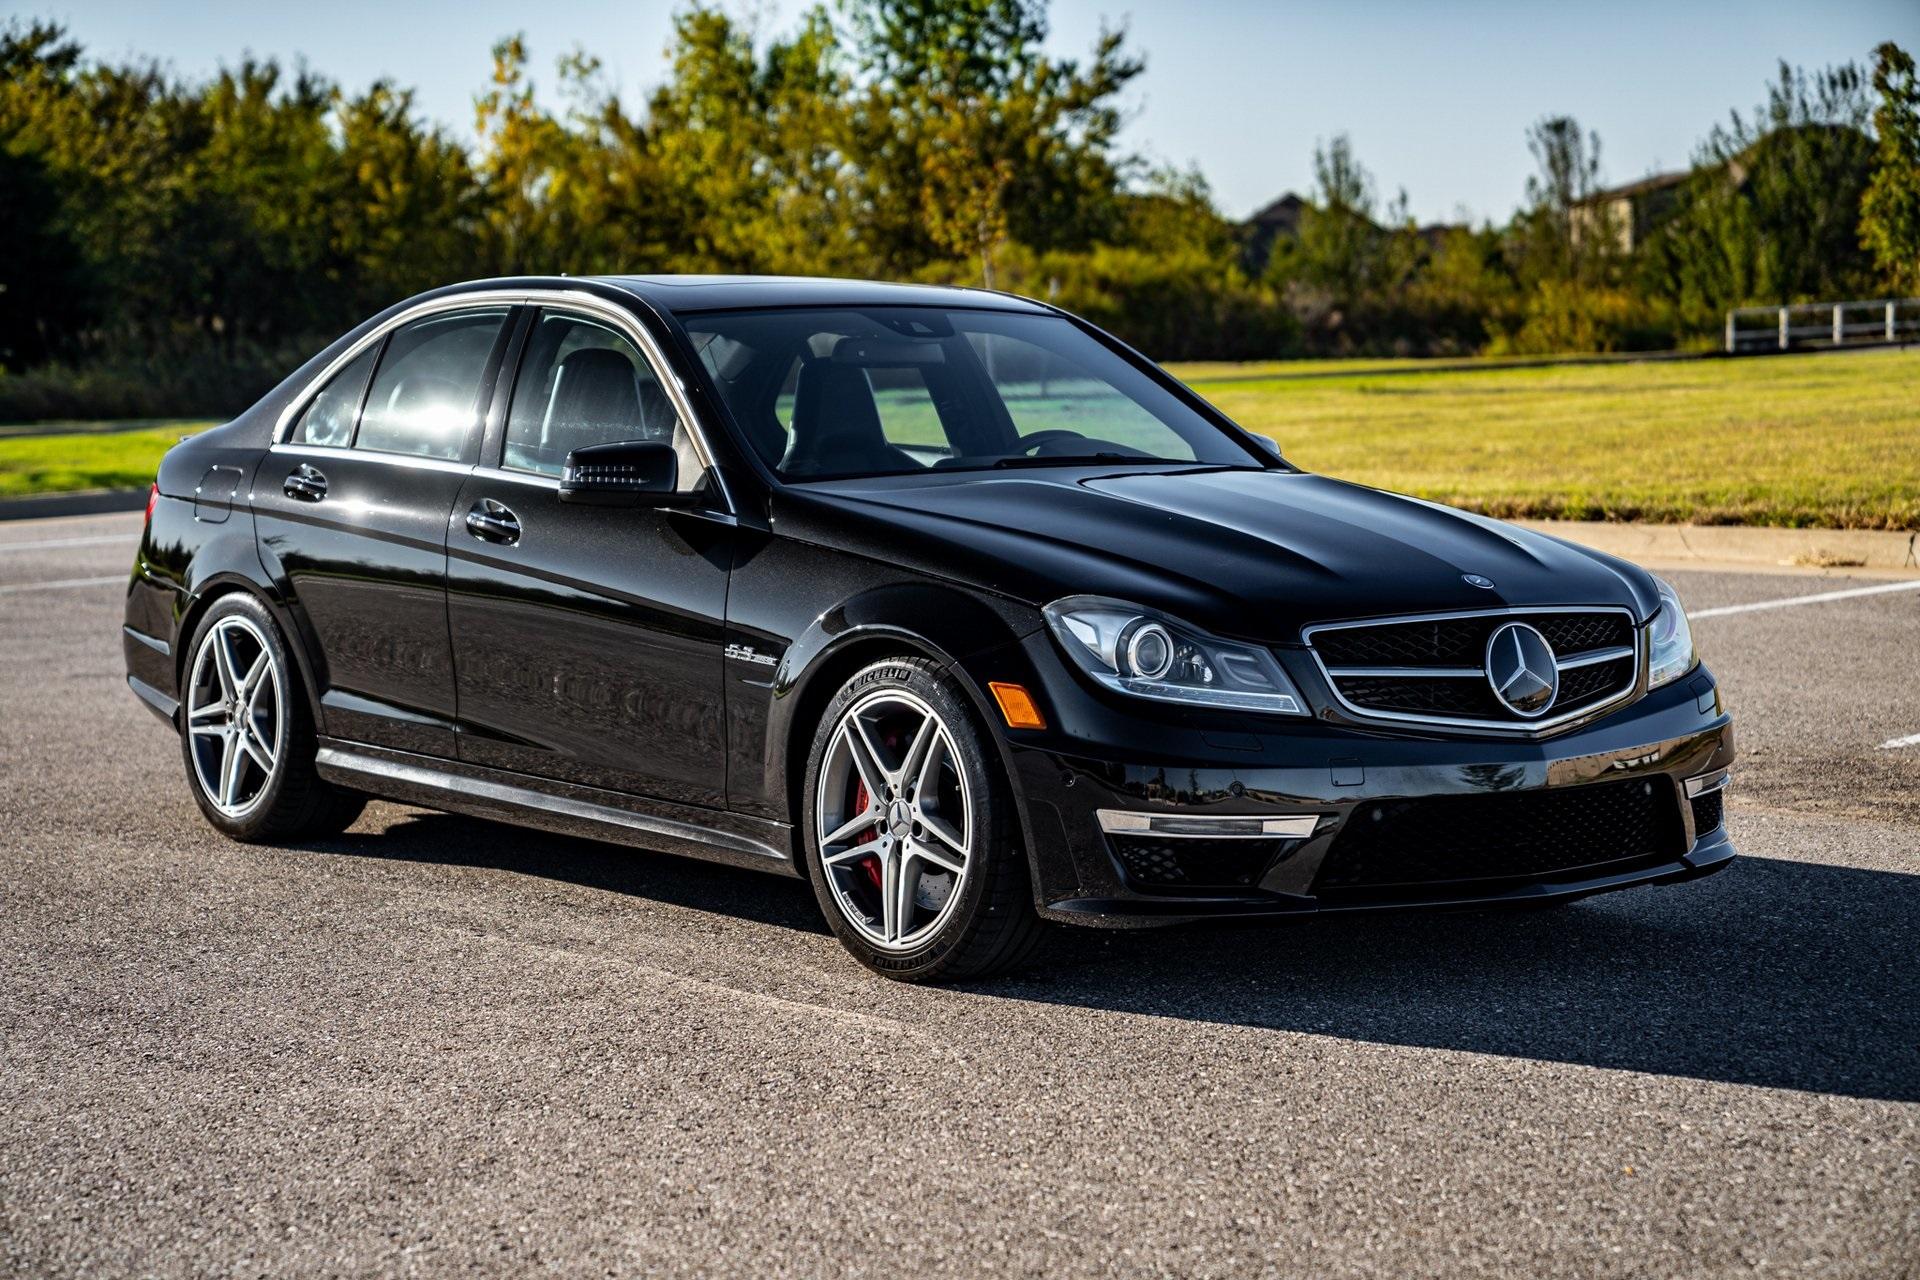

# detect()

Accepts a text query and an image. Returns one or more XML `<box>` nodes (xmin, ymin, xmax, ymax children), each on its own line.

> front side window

<box><xmin>685</xmin><ymin>307</ymin><xmax>1262</xmax><ymax>480</ymax></box>
<box><xmin>289</xmin><ymin>342</ymin><xmax>379</xmax><ymax>447</ymax></box>
<box><xmin>355</xmin><ymin>309</ymin><xmax>508</xmax><ymax>460</ymax></box>
<box><xmin>502</xmin><ymin>311</ymin><xmax>694</xmax><ymax>484</ymax></box>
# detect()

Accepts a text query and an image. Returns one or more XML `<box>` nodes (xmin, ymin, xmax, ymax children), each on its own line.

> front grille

<box><xmin>1314</xmin><ymin>777</ymin><xmax>1686</xmax><ymax>898</ymax></box>
<box><xmin>1307</xmin><ymin>609</ymin><xmax>1638</xmax><ymax>730</ymax></box>
<box><xmin>1334</xmin><ymin>675</ymin><xmax>1503</xmax><ymax>717</ymax></box>
<box><xmin>1107</xmin><ymin>835</ymin><xmax>1292</xmax><ymax>892</ymax></box>
<box><xmin>1690</xmin><ymin>789</ymin><xmax>1724</xmax><ymax>835</ymax></box>
<box><xmin>1558</xmin><ymin>656</ymin><xmax>1635</xmax><ymax>704</ymax></box>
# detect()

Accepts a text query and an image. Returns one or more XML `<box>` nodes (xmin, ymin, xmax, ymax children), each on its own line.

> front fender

<box><xmin>723</xmin><ymin>534</ymin><xmax>1043</xmax><ymax>814</ymax></box>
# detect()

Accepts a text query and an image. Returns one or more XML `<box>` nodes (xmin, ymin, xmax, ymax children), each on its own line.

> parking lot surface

<box><xmin>2</xmin><ymin>513</ymin><xmax>1915</xmax><ymax>1277</ymax></box>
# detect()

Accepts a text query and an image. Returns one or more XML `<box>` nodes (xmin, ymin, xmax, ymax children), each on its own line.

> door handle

<box><xmin>283</xmin><ymin>464</ymin><xmax>327</xmax><ymax>502</ymax></box>
<box><xmin>465</xmin><ymin>500</ymin><xmax>521</xmax><ymax>545</ymax></box>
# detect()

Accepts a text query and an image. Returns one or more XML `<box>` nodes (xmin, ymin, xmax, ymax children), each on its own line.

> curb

<box><xmin>1518</xmin><ymin>519</ymin><xmax>1920</xmax><ymax>579</ymax></box>
<box><xmin>0</xmin><ymin>489</ymin><xmax>148</xmax><ymax>522</ymax></box>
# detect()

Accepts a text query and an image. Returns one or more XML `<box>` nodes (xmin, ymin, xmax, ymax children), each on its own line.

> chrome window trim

<box><xmin>470</xmin><ymin>465</ymin><xmax>560</xmax><ymax>491</ymax></box>
<box><xmin>272</xmin><ymin>287</ymin><xmax>731</xmax><ymax>512</ymax></box>
<box><xmin>1301</xmin><ymin>605</ymin><xmax>1644</xmax><ymax>736</ymax></box>
<box><xmin>274</xmin><ymin>293</ymin><xmax>518</xmax><ymax>451</ymax></box>
<box><xmin>267</xmin><ymin>441</ymin><xmax>474</xmax><ymax>477</ymax></box>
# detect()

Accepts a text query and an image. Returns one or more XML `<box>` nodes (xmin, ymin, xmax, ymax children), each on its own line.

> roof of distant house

<box><xmin>1581</xmin><ymin>170</ymin><xmax>1690</xmax><ymax>204</ymax></box>
<box><xmin>1246</xmin><ymin>193</ymin><xmax>1309</xmax><ymax>230</ymax></box>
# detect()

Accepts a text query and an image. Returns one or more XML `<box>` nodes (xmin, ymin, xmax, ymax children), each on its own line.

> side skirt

<box><xmin>314</xmin><ymin>739</ymin><xmax>798</xmax><ymax>877</ymax></box>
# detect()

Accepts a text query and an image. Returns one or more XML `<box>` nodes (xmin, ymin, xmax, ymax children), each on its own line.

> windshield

<box><xmin>682</xmin><ymin>307</ymin><xmax>1264</xmax><ymax>480</ymax></box>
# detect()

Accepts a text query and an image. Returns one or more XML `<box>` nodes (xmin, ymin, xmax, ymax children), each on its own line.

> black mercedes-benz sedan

<box><xmin>123</xmin><ymin>275</ymin><xmax>1735</xmax><ymax>980</ymax></box>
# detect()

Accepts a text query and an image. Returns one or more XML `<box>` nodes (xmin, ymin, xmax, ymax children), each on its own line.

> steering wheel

<box><xmin>1014</xmin><ymin>430</ymin><xmax>1089</xmax><ymax>456</ymax></box>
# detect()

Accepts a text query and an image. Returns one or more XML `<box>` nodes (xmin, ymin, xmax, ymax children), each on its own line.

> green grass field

<box><xmin>0</xmin><ymin>425</ymin><xmax>213</xmax><ymax>499</ymax></box>
<box><xmin>3</xmin><ymin>349</ymin><xmax>1914</xmax><ymax>529</ymax></box>
<box><xmin>1168</xmin><ymin>348</ymin><xmax>1920</xmax><ymax>530</ymax></box>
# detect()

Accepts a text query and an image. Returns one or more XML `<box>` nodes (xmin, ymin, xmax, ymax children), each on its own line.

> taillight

<box><xmin>144</xmin><ymin>482</ymin><xmax>159</xmax><ymax>525</ymax></box>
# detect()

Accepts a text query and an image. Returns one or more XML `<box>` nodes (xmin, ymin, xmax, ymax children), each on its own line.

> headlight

<box><xmin>1042</xmin><ymin>595</ymin><xmax>1307</xmax><ymax>715</ymax></box>
<box><xmin>1646</xmin><ymin>576</ymin><xmax>1696</xmax><ymax>689</ymax></box>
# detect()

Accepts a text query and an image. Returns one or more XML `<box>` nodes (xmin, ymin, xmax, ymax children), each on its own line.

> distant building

<box><xmin>1571</xmin><ymin>170</ymin><xmax>1689</xmax><ymax>254</ymax></box>
<box><xmin>1241</xmin><ymin>193</ymin><xmax>1309</xmax><ymax>274</ymax></box>
<box><xmin>1241</xmin><ymin>192</ymin><xmax>1464</xmax><ymax>273</ymax></box>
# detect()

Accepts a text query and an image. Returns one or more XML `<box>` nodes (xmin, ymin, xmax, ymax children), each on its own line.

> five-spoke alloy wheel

<box><xmin>817</xmin><ymin>687</ymin><xmax>973</xmax><ymax>952</ymax></box>
<box><xmin>178</xmin><ymin>594</ymin><xmax>365</xmax><ymax>841</ymax></box>
<box><xmin>802</xmin><ymin>658</ymin><xmax>1047</xmax><ymax>981</ymax></box>
<box><xmin>186</xmin><ymin>614</ymin><xmax>285</xmax><ymax>819</ymax></box>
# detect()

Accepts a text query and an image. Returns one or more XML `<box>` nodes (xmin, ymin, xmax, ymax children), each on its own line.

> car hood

<box><xmin>777</xmin><ymin>466</ymin><xmax>1659</xmax><ymax>643</ymax></box>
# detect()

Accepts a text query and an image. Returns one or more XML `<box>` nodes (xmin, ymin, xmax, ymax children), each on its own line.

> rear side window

<box><xmin>290</xmin><ymin>343</ymin><xmax>378</xmax><ymax>447</ymax></box>
<box><xmin>355</xmin><ymin>309</ymin><xmax>508</xmax><ymax>460</ymax></box>
<box><xmin>503</xmin><ymin>311</ymin><xmax>691</xmax><ymax>482</ymax></box>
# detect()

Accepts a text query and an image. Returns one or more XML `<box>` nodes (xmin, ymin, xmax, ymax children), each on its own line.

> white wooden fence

<box><xmin>1725</xmin><ymin>298</ymin><xmax>1920</xmax><ymax>353</ymax></box>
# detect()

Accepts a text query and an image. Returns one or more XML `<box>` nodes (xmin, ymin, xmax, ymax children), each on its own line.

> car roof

<box><xmin>443</xmin><ymin>274</ymin><xmax>1056</xmax><ymax>317</ymax></box>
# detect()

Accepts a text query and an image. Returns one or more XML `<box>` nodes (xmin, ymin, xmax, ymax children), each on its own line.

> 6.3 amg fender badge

<box><xmin>724</xmin><ymin>643</ymin><xmax>777</xmax><ymax>668</ymax></box>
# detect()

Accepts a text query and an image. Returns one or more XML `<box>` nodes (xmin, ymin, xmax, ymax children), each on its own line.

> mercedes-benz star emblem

<box><xmin>1462</xmin><ymin>573</ymin><xmax>1495</xmax><ymax>589</ymax></box>
<box><xmin>1485</xmin><ymin>622</ymin><xmax>1558</xmax><ymax>717</ymax></box>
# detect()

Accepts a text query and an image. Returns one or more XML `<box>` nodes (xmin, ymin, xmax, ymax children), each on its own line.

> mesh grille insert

<box><xmin>1315</xmin><ymin>777</ymin><xmax>1686</xmax><ymax>897</ymax></box>
<box><xmin>1690</xmin><ymin>789</ymin><xmax>1725</xmax><ymax>835</ymax></box>
<box><xmin>1107</xmin><ymin>835</ymin><xmax>1294</xmax><ymax>892</ymax></box>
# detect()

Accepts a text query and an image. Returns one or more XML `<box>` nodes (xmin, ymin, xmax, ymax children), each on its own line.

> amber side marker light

<box><xmin>988</xmin><ymin>681</ymin><xmax>1047</xmax><ymax>730</ymax></box>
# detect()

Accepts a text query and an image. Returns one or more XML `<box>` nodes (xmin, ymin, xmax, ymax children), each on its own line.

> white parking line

<box><xmin>1879</xmin><ymin>733</ymin><xmax>1920</xmax><ymax>751</ymax></box>
<box><xmin>0</xmin><ymin>534</ymin><xmax>132</xmax><ymax>553</ymax></box>
<box><xmin>1691</xmin><ymin>579</ymin><xmax>1920</xmax><ymax>619</ymax></box>
<box><xmin>0</xmin><ymin>574</ymin><xmax>123</xmax><ymax>595</ymax></box>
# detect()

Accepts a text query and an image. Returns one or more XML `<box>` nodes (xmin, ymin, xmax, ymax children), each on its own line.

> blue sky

<box><xmin>42</xmin><ymin>0</ymin><xmax>1920</xmax><ymax>225</ymax></box>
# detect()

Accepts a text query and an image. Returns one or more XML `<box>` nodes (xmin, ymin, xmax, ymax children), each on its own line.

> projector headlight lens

<box><xmin>1043</xmin><ymin>596</ymin><xmax>1306</xmax><ymax>715</ymax></box>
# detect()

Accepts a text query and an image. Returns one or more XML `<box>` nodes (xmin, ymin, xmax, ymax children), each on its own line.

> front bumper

<box><xmin>965</xmin><ymin>631</ymin><xmax>1737</xmax><ymax>927</ymax></box>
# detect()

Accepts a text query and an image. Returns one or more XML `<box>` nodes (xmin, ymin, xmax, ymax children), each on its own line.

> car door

<box><xmin>253</xmin><ymin>304</ymin><xmax>513</xmax><ymax>757</ymax></box>
<box><xmin>447</xmin><ymin>304</ymin><xmax>733</xmax><ymax>809</ymax></box>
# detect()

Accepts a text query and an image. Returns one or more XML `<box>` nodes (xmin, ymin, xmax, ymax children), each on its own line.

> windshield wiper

<box><xmin>987</xmin><ymin>453</ymin><xmax>1177</xmax><ymax>469</ymax></box>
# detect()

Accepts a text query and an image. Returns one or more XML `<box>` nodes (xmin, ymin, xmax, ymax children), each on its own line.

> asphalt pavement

<box><xmin>1</xmin><ymin>512</ymin><xmax>1915</xmax><ymax>1277</ymax></box>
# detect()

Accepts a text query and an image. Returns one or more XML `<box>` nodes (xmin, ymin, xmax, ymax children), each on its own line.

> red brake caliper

<box><xmin>852</xmin><ymin>778</ymin><xmax>883</xmax><ymax>889</ymax></box>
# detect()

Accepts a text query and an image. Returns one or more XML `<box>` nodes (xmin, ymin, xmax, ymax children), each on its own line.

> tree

<box><xmin>1514</xmin><ymin>116</ymin><xmax>1613</xmax><ymax>285</ymax></box>
<box><xmin>1861</xmin><ymin>42</ymin><xmax>1920</xmax><ymax>294</ymax></box>
<box><xmin>0</xmin><ymin>22</ymin><xmax>91</xmax><ymax>364</ymax></box>
<box><xmin>644</xmin><ymin>6</ymin><xmax>859</xmax><ymax>275</ymax></box>
<box><xmin>331</xmin><ymin>82</ymin><xmax>483</xmax><ymax>308</ymax></box>
<box><xmin>847</xmin><ymin>0</ymin><xmax>1141</xmax><ymax>283</ymax></box>
<box><xmin>1264</xmin><ymin>135</ymin><xmax>1419</xmax><ymax>346</ymax></box>
<box><xmin>1707</xmin><ymin>62</ymin><xmax>1875</xmax><ymax>301</ymax></box>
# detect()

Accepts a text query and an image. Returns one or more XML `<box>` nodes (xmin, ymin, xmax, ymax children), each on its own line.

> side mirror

<box><xmin>1254</xmin><ymin>435</ymin><xmax>1283</xmax><ymax>459</ymax></box>
<box><xmin>559</xmin><ymin>440</ymin><xmax>693</xmax><ymax>506</ymax></box>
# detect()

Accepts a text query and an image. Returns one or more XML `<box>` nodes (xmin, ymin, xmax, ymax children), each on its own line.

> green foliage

<box><xmin>944</xmin><ymin>241</ymin><xmax>1297</xmax><ymax>360</ymax></box>
<box><xmin>0</xmin><ymin>343</ymin><xmax>306</xmax><ymax>424</ymax></box>
<box><xmin>0</xmin><ymin>424</ymin><xmax>210</xmax><ymax>497</ymax></box>
<box><xmin>0</xmin><ymin>13</ymin><xmax>1911</xmax><ymax>418</ymax></box>
<box><xmin>1644</xmin><ymin>60</ymin><xmax>1878</xmax><ymax>324</ymax></box>
<box><xmin>1861</xmin><ymin>42</ymin><xmax>1920</xmax><ymax>294</ymax></box>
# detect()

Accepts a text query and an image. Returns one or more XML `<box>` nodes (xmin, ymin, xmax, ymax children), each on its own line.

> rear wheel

<box><xmin>179</xmin><ymin>594</ymin><xmax>365</xmax><ymax>842</ymax></box>
<box><xmin>801</xmin><ymin>657</ymin><xmax>1048</xmax><ymax>982</ymax></box>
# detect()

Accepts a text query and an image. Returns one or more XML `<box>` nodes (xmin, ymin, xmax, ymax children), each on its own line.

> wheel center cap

<box><xmin>886</xmin><ymin>799</ymin><xmax>912</xmax><ymax>840</ymax></box>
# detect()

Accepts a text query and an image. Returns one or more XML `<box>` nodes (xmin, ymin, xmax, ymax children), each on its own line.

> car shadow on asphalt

<box><xmin>1001</xmin><ymin>852</ymin><xmax>1920</xmax><ymax>1104</ymax></box>
<box><xmin>308</xmin><ymin>812</ymin><xmax>1916</xmax><ymax>1104</ymax></box>
<box><xmin>305</xmin><ymin>810</ymin><xmax>830</xmax><ymax>935</ymax></box>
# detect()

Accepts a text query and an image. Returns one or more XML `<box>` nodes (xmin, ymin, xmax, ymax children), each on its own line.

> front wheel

<box><xmin>179</xmin><ymin>593</ymin><xmax>365</xmax><ymax>842</ymax></box>
<box><xmin>801</xmin><ymin>658</ymin><xmax>1048</xmax><ymax>982</ymax></box>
